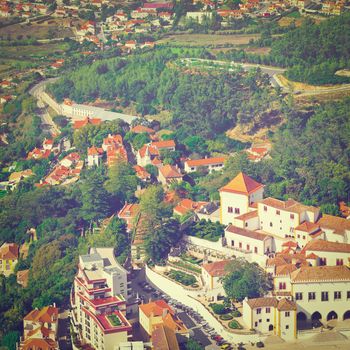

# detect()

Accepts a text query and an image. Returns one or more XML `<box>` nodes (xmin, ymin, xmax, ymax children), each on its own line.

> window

<box><xmin>266</xmin><ymin>307</ymin><xmax>271</xmax><ymax>313</ymax></box>
<box><xmin>297</xmin><ymin>234</ymin><xmax>300</xmax><ymax>239</ymax></box>
<box><xmin>285</xmin><ymin>312</ymin><xmax>290</xmax><ymax>317</ymax></box>
<box><xmin>245</xmin><ymin>222</ymin><xmax>248</xmax><ymax>227</ymax></box>
<box><xmin>336</xmin><ymin>259</ymin><xmax>343</xmax><ymax>266</ymax></box>
<box><xmin>228</xmin><ymin>207</ymin><xmax>233</xmax><ymax>213</ymax></box>
<box><xmin>286</xmin><ymin>325</ymin><xmax>289</xmax><ymax>329</ymax></box>
<box><xmin>290</xmin><ymin>214</ymin><xmax>294</xmax><ymax>219</ymax></box>
<box><xmin>347</xmin><ymin>291</ymin><xmax>350</xmax><ymax>299</ymax></box>
<box><xmin>235</xmin><ymin>208</ymin><xmax>240</xmax><ymax>214</ymax></box>
<box><xmin>289</xmin><ymin>227</ymin><xmax>294</xmax><ymax>233</ymax></box>
<box><xmin>264</xmin><ymin>206</ymin><xmax>267</xmax><ymax>211</ymax></box>
<box><xmin>231</xmin><ymin>240</ymin><xmax>234</xmax><ymax>247</ymax></box>
<box><xmin>266</xmin><ymin>318</ymin><xmax>270</xmax><ymax>322</ymax></box>
<box><xmin>308</xmin><ymin>292</ymin><xmax>316</xmax><ymax>300</ymax></box>
<box><xmin>254</xmin><ymin>247</ymin><xmax>258</xmax><ymax>254</ymax></box>
<box><xmin>320</xmin><ymin>258</ymin><xmax>327</xmax><ymax>266</ymax></box>
<box><xmin>295</xmin><ymin>292</ymin><xmax>303</xmax><ymax>300</ymax></box>
<box><xmin>256</xmin><ymin>308</ymin><xmax>261</xmax><ymax>314</ymax></box>
<box><xmin>334</xmin><ymin>291</ymin><xmax>341</xmax><ymax>300</ymax></box>
<box><xmin>302</xmin><ymin>236</ymin><xmax>306</xmax><ymax>240</ymax></box>
<box><xmin>321</xmin><ymin>292</ymin><xmax>328</xmax><ymax>301</ymax></box>
<box><xmin>269</xmin><ymin>222</ymin><xmax>273</xmax><ymax>227</ymax></box>
<box><xmin>259</xmin><ymin>319</ymin><xmax>262</xmax><ymax>323</ymax></box>
<box><xmin>276</xmin><ymin>210</ymin><xmax>280</xmax><ymax>215</ymax></box>
<box><xmin>247</xmin><ymin>244</ymin><xmax>250</xmax><ymax>251</ymax></box>
<box><xmin>239</xmin><ymin>242</ymin><xmax>242</xmax><ymax>249</ymax></box>
<box><xmin>279</xmin><ymin>282</ymin><xmax>286</xmax><ymax>290</ymax></box>
<box><xmin>255</xmin><ymin>322</ymin><xmax>258</xmax><ymax>327</ymax></box>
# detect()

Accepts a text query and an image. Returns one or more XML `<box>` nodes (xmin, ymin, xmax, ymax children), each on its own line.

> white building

<box><xmin>219</xmin><ymin>172</ymin><xmax>264</xmax><ymax>225</ymax></box>
<box><xmin>317</xmin><ymin>214</ymin><xmax>350</xmax><ymax>243</ymax></box>
<box><xmin>87</xmin><ymin>146</ymin><xmax>104</xmax><ymax>167</ymax></box>
<box><xmin>302</xmin><ymin>239</ymin><xmax>350</xmax><ymax>266</ymax></box>
<box><xmin>201</xmin><ymin>260</ymin><xmax>232</xmax><ymax>300</ymax></box>
<box><xmin>243</xmin><ymin>297</ymin><xmax>297</xmax><ymax>341</ymax></box>
<box><xmin>71</xmin><ymin>248</ymin><xmax>132</xmax><ymax>350</ymax></box>
<box><xmin>184</xmin><ymin>157</ymin><xmax>226</xmax><ymax>174</ymax></box>
<box><xmin>291</xmin><ymin>265</ymin><xmax>350</xmax><ymax>323</ymax></box>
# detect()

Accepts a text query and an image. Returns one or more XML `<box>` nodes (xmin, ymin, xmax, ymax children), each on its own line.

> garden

<box><xmin>209</xmin><ymin>303</ymin><xmax>243</xmax><ymax>330</ymax></box>
<box><xmin>165</xmin><ymin>269</ymin><xmax>197</xmax><ymax>286</ymax></box>
<box><xmin>107</xmin><ymin>314</ymin><xmax>122</xmax><ymax>327</ymax></box>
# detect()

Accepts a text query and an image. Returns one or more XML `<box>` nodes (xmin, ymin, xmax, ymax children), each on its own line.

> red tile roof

<box><xmin>159</xmin><ymin>164</ymin><xmax>182</xmax><ymax>179</ymax></box>
<box><xmin>291</xmin><ymin>265</ymin><xmax>350</xmax><ymax>283</ymax></box>
<box><xmin>0</xmin><ymin>243</ymin><xmax>19</xmax><ymax>260</ymax></box>
<box><xmin>88</xmin><ymin>146</ymin><xmax>103</xmax><ymax>156</ymax></box>
<box><xmin>131</xmin><ymin>125</ymin><xmax>156</xmax><ymax>134</ymax></box>
<box><xmin>225</xmin><ymin>225</ymin><xmax>270</xmax><ymax>241</ymax></box>
<box><xmin>139</xmin><ymin>300</ymin><xmax>174</xmax><ymax>318</ymax></box>
<box><xmin>202</xmin><ymin>260</ymin><xmax>231</xmax><ymax>277</ymax></box>
<box><xmin>220</xmin><ymin>172</ymin><xmax>264</xmax><ymax>195</ymax></box>
<box><xmin>152</xmin><ymin>140</ymin><xmax>176</xmax><ymax>149</ymax></box>
<box><xmin>246</xmin><ymin>297</ymin><xmax>278</xmax><ymax>309</ymax></box>
<box><xmin>303</xmin><ymin>239</ymin><xmax>350</xmax><ymax>253</ymax></box>
<box><xmin>73</xmin><ymin>117</ymin><xmax>101</xmax><ymax>129</ymax></box>
<box><xmin>185</xmin><ymin>157</ymin><xmax>226</xmax><ymax>167</ymax></box>
<box><xmin>295</xmin><ymin>221</ymin><xmax>320</xmax><ymax>233</ymax></box>
<box><xmin>317</xmin><ymin>214</ymin><xmax>350</xmax><ymax>235</ymax></box>
<box><xmin>24</xmin><ymin>306</ymin><xmax>58</xmax><ymax>323</ymax></box>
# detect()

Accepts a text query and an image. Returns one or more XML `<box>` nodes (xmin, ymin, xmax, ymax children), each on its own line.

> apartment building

<box><xmin>184</xmin><ymin>157</ymin><xmax>226</xmax><ymax>173</ymax></box>
<box><xmin>243</xmin><ymin>297</ymin><xmax>297</xmax><ymax>341</ymax></box>
<box><xmin>19</xmin><ymin>305</ymin><xmax>59</xmax><ymax>350</ymax></box>
<box><xmin>71</xmin><ymin>247</ymin><xmax>132</xmax><ymax>350</ymax></box>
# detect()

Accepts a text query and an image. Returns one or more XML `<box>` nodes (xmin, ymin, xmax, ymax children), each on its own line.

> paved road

<box><xmin>130</xmin><ymin>268</ymin><xmax>221</xmax><ymax>349</ymax></box>
<box><xmin>58</xmin><ymin>309</ymin><xmax>72</xmax><ymax>350</ymax></box>
<box><xmin>36</xmin><ymin>99</ymin><xmax>60</xmax><ymax>136</ymax></box>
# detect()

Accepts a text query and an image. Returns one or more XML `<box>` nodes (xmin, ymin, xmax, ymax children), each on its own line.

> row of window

<box><xmin>295</xmin><ymin>291</ymin><xmax>350</xmax><ymax>301</ymax></box>
<box><xmin>227</xmin><ymin>207</ymin><xmax>240</xmax><ymax>214</ymax></box>
<box><xmin>263</xmin><ymin>206</ymin><xmax>295</xmax><ymax>220</ymax></box>
<box><xmin>231</xmin><ymin>240</ymin><xmax>258</xmax><ymax>253</ymax></box>
<box><xmin>256</xmin><ymin>309</ymin><xmax>290</xmax><ymax>317</ymax></box>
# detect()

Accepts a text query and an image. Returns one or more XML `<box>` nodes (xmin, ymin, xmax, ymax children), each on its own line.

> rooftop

<box><xmin>226</xmin><ymin>225</ymin><xmax>270</xmax><ymax>241</ymax></box>
<box><xmin>317</xmin><ymin>214</ymin><xmax>350</xmax><ymax>235</ymax></box>
<box><xmin>139</xmin><ymin>300</ymin><xmax>174</xmax><ymax>318</ymax></box>
<box><xmin>303</xmin><ymin>239</ymin><xmax>350</xmax><ymax>253</ymax></box>
<box><xmin>260</xmin><ymin>197</ymin><xmax>319</xmax><ymax>215</ymax></box>
<box><xmin>159</xmin><ymin>164</ymin><xmax>182</xmax><ymax>179</ymax></box>
<box><xmin>185</xmin><ymin>157</ymin><xmax>226</xmax><ymax>167</ymax></box>
<box><xmin>291</xmin><ymin>265</ymin><xmax>350</xmax><ymax>283</ymax></box>
<box><xmin>220</xmin><ymin>172</ymin><xmax>264</xmax><ymax>195</ymax></box>
<box><xmin>0</xmin><ymin>242</ymin><xmax>19</xmax><ymax>260</ymax></box>
<box><xmin>202</xmin><ymin>260</ymin><xmax>231</xmax><ymax>277</ymax></box>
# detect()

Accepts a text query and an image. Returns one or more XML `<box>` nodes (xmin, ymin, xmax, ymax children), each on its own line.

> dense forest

<box><xmin>219</xmin><ymin>13</ymin><xmax>350</xmax><ymax>85</ymax></box>
<box><xmin>48</xmin><ymin>49</ymin><xmax>281</xmax><ymax>138</ymax></box>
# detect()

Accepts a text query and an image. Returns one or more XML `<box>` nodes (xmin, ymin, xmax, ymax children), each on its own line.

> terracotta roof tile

<box><xmin>152</xmin><ymin>140</ymin><xmax>176</xmax><ymax>149</ymax></box>
<box><xmin>291</xmin><ymin>265</ymin><xmax>350</xmax><ymax>283</ymax></box>
<box><xmin>0</xmin><ymin>243</ymin><xmax>19</xmax><ymax>260</ymax></box>
<box><xmin>139</xmin><ymin>300</ymin><xmax>174</xmax><ymax>318</ymax></box>
<box><xmin>131</xmin><ymin>125</ymin><xmax>155</xmax><ymax>134</ymax></box>
<box><xmin>202</xmin><ymin>260</ymin><xmax>231</xmax><ymax>277</ymax></box>
<box><xmin>246</xmin><ymin>297</ymin><xmax>278</xmax><ymax>309</ymax></box>
<box><xmin>303</xmin><ymin>239</ymin><xmax>350</xmax><ymax>253</ymax></box>
<box><xmin>159</xmin><ymin>164</ymin><xmax>182</xmax><ymax>179</ymax></box>
<box><xmin>277</xmin><ymin>298</ymin><xmax>296</xmax><ymax>311</ymax></box>
<box><xmin>235</xmin><ymin>210</ymin><xmax>258</xmax><ymax>221</ymax></box>
<box><xmin>226</xmin><ymin>225</ymin><xmax>269</xmax><ymax>241</ymax></box>
<box><xmin>220</xmin><ymin>172</ymin><xmax>264</xmax><ymax>195</ymax></box>
<box><xmin>185</xmin><ymin>157</ymin><xmax>226</xmax><ymax>167</ymax></box>
<box><xmin>317</xmin><ymin>214</ymin><xmax>350</xmax><ymax>236</ymax></box>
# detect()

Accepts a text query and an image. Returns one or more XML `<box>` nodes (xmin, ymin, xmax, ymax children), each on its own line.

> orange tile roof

<box><xmin>246</xmin><ymin>297</ymin><xmax>278</xmax><ymax>309</ymax></box>
<box><xmin>277</xmin><ymin>298</ymin><xmax>296</xmax><ymax>311</ymax></box>
<box><xmin>73</xmin><ymin>117</ymin><xmax>101</xmax><ymax>129</ymax></box>
<box><xmin>266</xmin><ymin>256</ymin><xmax>289</xmax><ymax>267</ymax></box>
<box><xmin>139</xmin><ymin>144</ymin><xmax>159</xmax><ymax>158</ymax></box>
<box><xmin>261</xmin><ymin>197</ymin><xmax>319</xmax><ymax>214</ymax></box>
<box><xmin>17</xmin><ymin>269</ymin><xmax>29</xmax><ymax>287</ymax></box>
<box><xmin>152</xmin><ymin>324</ymin><xmax>179</xmax><ymax>350</ymax></box>
<box><xmin>139</xmin><ymin>300</ymin><xmax>174</xmax><ymax>318</ymax></box>
<box><xmin>131</xmin><ymin>125</ymin><xmax>155</xmax><ymax>134</ymax></box>
<box><xmin>24</xmin><ymin>306</ymin><xmax>58</xmax><ymax>323</ymax></box>
<box><xmin>275</xmin><ymin>264</ymin><xmax>297</xmax><ymax>276</ymax></box>
<box><xmin>159</xmin><ymin>164</ymin><xmax>182</xmax><ymax>179</ymax></box>
<box><xmin>226</xmin><ymin>225</ymin><xmax>270</xmax><ymax>241</ymax></box>
<box><xmin>295</xmin><ymin>221</ymin><xmax>320</xmax><ymax>233</ymax></box>
<box><xmin>317</xmin><ymin>214</ymin><xmax>350</xmax><ymax>235</ymax></box>
<box><xmin>303</xmin><ymin>239</ymin><xmax>350</xmax><ymax>253</ymax></box>
<box><xmin>88</xmin><ymin>146</ymin><xmax>103</xmax><ymax>156</ymax></box>
<box><xmin>291</xmin><ymin>265</ymin><xmax>350</xmax><ymax>283</ymax></box>
<box><xmin>282</xmin><ymin>241</ymin><xmax>298</xmax><ymax>248</ymax></box>
<box><xmin>152</xmin><ymin>140</ymin><xmax>176</xmax><ymax>149</ymax></box>
<box><xmin>306</xmin><ymin>253</ymin><xmax>318</xmax><ymax>260</ymax></box>
<box><xmin>202</xmin><ymin>260</ymin><xmax>231</xmax><ymax>277</ymax></box>
<box><xmin>185</xmin><ymin>157</ymin><xmax>226</xmax><ymax>167</ymax></box>
<box><xmin>133</xmin><ymin>165</ymin><xmax>151</xmax><ymax>180</ymax></box>
<box><xmin>234</xmin><ymin>210</ymin><xmax>258</xmax><ymax>221</ymax></box>
<box><xmin>118</xmin><ymin>203</ymin><xmax>140</xmax><ymax>219</ymax></box>
<box><xmin>20</xmin><ymin>337</ymin><xmax>58</xmax><ymax>350</ymax></box>
<box><xmin>0</xmin><ymin>243</ymin><xmax>19</xmax><ymax>260</ymax></box>
<box><xmin>219</xmin><ymin>172</ymin><xmax>263</xmax><ymax>195</ymax></box>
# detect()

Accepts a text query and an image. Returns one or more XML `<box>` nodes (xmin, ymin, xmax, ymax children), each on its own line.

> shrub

<box><xmin>168</xmin><ymin>269</ymin><xmax>196</xmax><ymax>286</ymax></box>
<box><xmin>232</xmin><ymin>310</ymin><xmax>242</xmax><ymax>317</ymax></box>
<box><xmin>219</xmin><ymin>314</ymin><xmax>233</xmax><ymax>321</ymax></box>
<box><xmin>210</xmin><ymin>303</ymin><xmax>226</xmax><ymax>315</ymax></box>
<box><xmin>228</xmin><ymin>320</ymin><xmax>242</xmax><ymax>329</ymax></box>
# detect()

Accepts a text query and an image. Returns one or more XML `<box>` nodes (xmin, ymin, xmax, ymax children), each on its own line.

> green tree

<box><xmin>222</xmin><ymin>259</ymin><xmax>271</xmax><ymax>301</ymax></box>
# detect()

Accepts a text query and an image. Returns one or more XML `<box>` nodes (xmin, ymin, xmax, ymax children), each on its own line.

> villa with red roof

<box><xmin>118</xmin><ymin>203</ymin><xmax>140</xmax><ymax>231</ymax></box>
<box><xmin>87</xmin><ymin>146</ymin><xmax>104</xmax><ymax>167</ymax></box>
<box><xmin>173</xmin><ymin>198</ymin><xmax>208</xmax><ymax>216</ymax></box>
<box><xmin>0</xmin><ymin>242</ymin><xmax>19</xmax><ymax>276</ymax></box>
<box><xmin>73</xmin><ymin>117</ymin><xmax>102</xmax><ymax>130</ymax></box>
<box><xmin>184</xmin><ymin>157</ymin><xmax>226</xmax><ymax>174</ymax></box>
<box><xmin>136</xmin><ymin>140</ymin><xmax>175</xmax><ymax>167</ymax></box>
<box><xmin>19</xmin><ymin>305</ymin><xmax>59</xmax><ymax>350</ymax></box>
<box><xmin>71</xmin><ymin>248</ymin><xmax>131</xmax><ymax>350</ymax></box>
<box><xmin>158</xmin><ymin>164</ymin><xmax>182</xmax><ymax>186</ymax></box>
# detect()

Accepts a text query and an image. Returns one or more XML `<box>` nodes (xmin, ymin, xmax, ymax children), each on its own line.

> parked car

<box><xmin>256</xmin><ymin>341</ymin><xmax>265</xmax><ymax>348</ymax></box>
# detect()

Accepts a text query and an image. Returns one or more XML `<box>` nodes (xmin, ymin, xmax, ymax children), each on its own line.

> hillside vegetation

<box><xmin>218</xmin><ymin>13</ymin><xmax>350</xmax><ymax>85</ymax></box>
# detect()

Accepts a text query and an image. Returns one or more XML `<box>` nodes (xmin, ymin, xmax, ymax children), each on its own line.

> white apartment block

<box><xmin>184</xmin><ymin>157</ymin><xmax>225</xmax><ymax>174</ymax></box>
<box><xmin>243</xmin><ymin>297</ymin><xmax>297</xmax><ymax>341</ymax></box>
<box><xmin>71</xmin><ymin>247</ymin><xmax>132</xmax><ymax>350</ymax></box>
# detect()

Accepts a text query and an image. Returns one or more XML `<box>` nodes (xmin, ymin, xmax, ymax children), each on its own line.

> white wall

<box><xmin>220</xmin><ymin>192</ymin><xmax>249</xmax><ymax>225</ymax></box>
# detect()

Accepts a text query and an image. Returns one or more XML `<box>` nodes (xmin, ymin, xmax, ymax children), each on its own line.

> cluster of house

<box><xmin>0</xmin><ymin>79</ymin><xmax>17</xmax><ymax>105</ymax></box>
<box><xmin>44</xmin><ymin>152</ymin><xmax>83</xmax><ymax>186</ymax></box>
<box><xmin>0</xmin><ymin>0</ymin><xmax>49</xmax><ymax>18</ymax></box>
<box><xmin>68</xmin><ymin>247</ymin><xmax>188</xmax><ymax>350</ymax></box>
<box><xmin>27</xmin><ymin>138</ymin><xmax>58</xmax><ymax>160</ymax></box>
